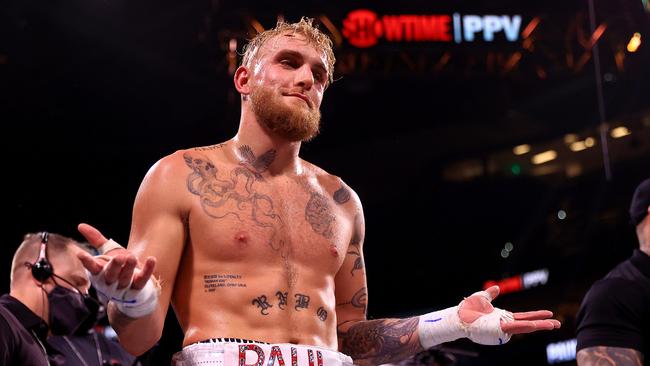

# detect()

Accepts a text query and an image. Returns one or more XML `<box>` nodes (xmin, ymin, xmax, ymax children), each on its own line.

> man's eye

<box><xmin>280</xmin><ymin>59</ymin><xmax>295</xmax><ymax>67</ymax></box>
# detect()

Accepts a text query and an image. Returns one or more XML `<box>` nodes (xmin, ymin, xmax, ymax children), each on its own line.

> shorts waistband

<box><xmin>195</xmin><ymin>337</ymin><xmax>269</xmax><ymax>345</ymax></box>
<box><xmin>174</xmin><ymin>340</ymin><xmax>355</xmax><ymax>366</ymax></box>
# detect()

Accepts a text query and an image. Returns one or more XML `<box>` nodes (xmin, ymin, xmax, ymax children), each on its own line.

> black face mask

<box><xmin>75</xmin><ymin>290</ymin><xmax>102</xmax><ymax>335</ymax></box>
<box><xmin>47</xmin><ymin>285</ymin><xmax>99</xmax><ymax>335</ymax></box>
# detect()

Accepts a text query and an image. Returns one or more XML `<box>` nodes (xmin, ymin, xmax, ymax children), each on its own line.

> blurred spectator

<box><xmin>576</xmin><ymin>178</ymin><xmax>650</xmax><ymax>365</ymax></box>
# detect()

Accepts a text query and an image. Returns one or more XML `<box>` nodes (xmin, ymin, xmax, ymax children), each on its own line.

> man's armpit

<box><xmin>577</xmin><ymin>346</ymin><xmax>643</xmax><ymax>366</ymax></box>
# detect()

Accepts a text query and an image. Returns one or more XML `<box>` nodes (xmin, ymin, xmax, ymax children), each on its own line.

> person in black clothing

<box><xmin>0</xmin><ymin>232</ymin><xmax>90</xmax><ymax>365</ymax></box>
<box><xmin>576</xmin><ymin>178</ymin><xmax>650</xmax><ymax>366</ymax></box>
<box><xmin>48</xmin><ymin>287</ymin><xmax>141</xmax><ymax>366</ymax></box>
<box><xmin>0</xmin><ymin>232</ymin><xmax>138</xmax><ymax>366</ymax></box>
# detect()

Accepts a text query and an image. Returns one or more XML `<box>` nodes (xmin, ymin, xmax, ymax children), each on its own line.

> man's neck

<box><xmin>9</xmin><ymin>286</ymin><xmax>48</xmax><ymax>324</ymax></box>
<box><xmin>234</xmin><ymin>110</ymin><xmax>304</xmax><ymax>177</ymax></box>
<box><xmin>637</xmin><ymin>221</ymin><xmax>649</xmax><ymax>256</ymax></box>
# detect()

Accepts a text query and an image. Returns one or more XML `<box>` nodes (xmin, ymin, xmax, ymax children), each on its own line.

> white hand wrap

<box><xmin>418</xmin><ymin>306</ymin><xmax>466</xmax><ymax>348</ymax></box>
<box><xmin>97</xmin><ymin>239</ymin><xmax>124</xmax><ymax>254</ymax></box>
<box><xmin>88</xmin><ymin>269</ymin><xmax>159</xmax><ymax>318</ymax></box>
<box><xmin>466</xmin><ymin>307</ymin><xmax>513</xmax><ymax>345</ymax></box>
<box><xmin>418</xmin><ymin>292</ymin><xmax>514</xmax><ymax>348</ymax></box>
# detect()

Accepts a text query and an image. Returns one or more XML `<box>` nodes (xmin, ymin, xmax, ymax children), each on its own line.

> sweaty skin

<box><xmin>78</xmin><ymin>30</ymin><xmax>559</xmax><ymax>363</ymax></box>
<box><xmin>83</xmin><ymin>34</ymin><xmax>369</xmax><ymax>355</ymax></box>
<box><xmin>170</xmin><ymin>143</ymin><xmax>362</xmax><ymax>347</ymax></box>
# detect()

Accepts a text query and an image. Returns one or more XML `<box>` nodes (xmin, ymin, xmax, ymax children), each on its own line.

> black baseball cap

<box><xmin>630</xmin><ymin>178</ymin><xmax>650</xmax><ymax>226</ymax></box>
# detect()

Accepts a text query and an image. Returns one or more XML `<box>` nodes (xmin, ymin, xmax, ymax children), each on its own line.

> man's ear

<box><xmin>234</xmin><ymin>66</ymin><xmax>252</xmax><ymax>96</ymax></box>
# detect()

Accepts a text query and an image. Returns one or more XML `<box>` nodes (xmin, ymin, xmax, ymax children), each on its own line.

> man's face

<box><xmin>247</xmin><ymin>33</ymin><xmax>329</xmax><ymax>142</ymax></box>
<box><xmin>45</xmin><ymin>246</ymin><xmax>91</xmax><ymax>295</ymax></box>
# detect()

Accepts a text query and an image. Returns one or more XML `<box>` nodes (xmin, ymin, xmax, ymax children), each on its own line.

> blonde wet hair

<box><xmin>241</xmin><ymin>17</ymin><xmax>336</xmax><ymax>85</ymax></box>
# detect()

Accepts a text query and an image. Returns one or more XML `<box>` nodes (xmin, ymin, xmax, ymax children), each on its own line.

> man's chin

<box><xmin>274</xmin><ymin>124</ymin><xmax>320</xmax><ymax>142</ymax></box>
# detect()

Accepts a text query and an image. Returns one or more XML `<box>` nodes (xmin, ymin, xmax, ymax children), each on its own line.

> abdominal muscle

<box><xmin>172</xmin><ymin>260</ymin><xmax>339</xmax><ymax>350</ymax></box>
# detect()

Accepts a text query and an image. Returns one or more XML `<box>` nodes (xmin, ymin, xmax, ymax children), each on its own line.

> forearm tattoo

<box><xmin>340</xmin><ymin>317</ymin><xmax>422</xmax><ymax>365</ymax></box>
<box><xmin>577</xmin><ymin>347</ymin><xmax>643</xmax><ymax>366</ymax></box>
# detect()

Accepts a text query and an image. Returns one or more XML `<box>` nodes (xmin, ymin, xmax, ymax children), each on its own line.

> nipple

<box><xmin>329</xmin><ymin>244</ymin><xmax>339</xmax><ymax>257</ymax></box>
<box><xmin>235</xmin><ymin>231</ymin><xmax>249</xmax><ymax>244</ymax></box>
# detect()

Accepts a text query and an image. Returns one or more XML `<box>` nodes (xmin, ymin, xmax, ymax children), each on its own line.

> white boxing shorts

<box><xmin>172</xmin><ymin>338</ymin><xmax>355</xmax><ymax>366</ymax></box>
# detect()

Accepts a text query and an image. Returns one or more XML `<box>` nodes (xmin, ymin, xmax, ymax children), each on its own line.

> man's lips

<box><xmin>285</xmin><ymin>93</ymin><xmax>312</xmax><ymax>108</ymax></box>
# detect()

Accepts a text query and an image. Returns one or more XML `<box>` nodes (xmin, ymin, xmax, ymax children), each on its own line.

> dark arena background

<box><xmin>1</xmin><ymin>0</ymin><xmax>649</xmax><ymax>365</ymax></box>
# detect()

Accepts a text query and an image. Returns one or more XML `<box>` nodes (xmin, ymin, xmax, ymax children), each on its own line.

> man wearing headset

<box><xmin>0</xmin><ymin>232</ymin><xmax>137</xmax><ymax>365</ymax></box>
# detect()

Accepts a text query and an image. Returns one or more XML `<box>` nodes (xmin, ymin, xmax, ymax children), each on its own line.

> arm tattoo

<box><xmin>350</xmin><ymin>214</ymin><xmax>363</xmax><ymax>246</ymax></box>
<box><xmin>337</xmin><ymin>287</ymin><xmax>368</xmax><ymax>315</ymax></box>
<box><xmin>305</xmin><ymin>192</ymin><xmax>335</xmax><ymax>238</ymax></box>
<box><xmin>333</xmin><ymin>185</ymin><xmax>351</xmax><ymax>204</ymax></box>
<box><xmin>340</xmin><ymin>317</ymin><xmax>422</xmax><ymax>365</ymax></box>
<box><xmin>347</xmin><ymin>214</ymin><xmax>364</xmax><ymax>275</ymax></box>
<box><xmin>577</xmin><ymin>346</ymin><xmax>643</xmax><ymax>366</ymax></box>
<box><xmin>350</xmin><ymin>257</ymin><xmax>363</xmax><ymax>276</ymax></box>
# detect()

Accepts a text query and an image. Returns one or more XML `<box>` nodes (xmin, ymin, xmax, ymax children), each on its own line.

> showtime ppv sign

<box><xmin>342</xmin><ymin>9</ymin><xmax>522</xmax><ymax>48</ymax></box>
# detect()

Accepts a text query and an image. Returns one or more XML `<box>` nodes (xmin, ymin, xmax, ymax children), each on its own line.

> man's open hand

<box><xmin>459</xmin><ymin>285</ymin><xmax>561</xmax><ymax>334</ymax></box>
<box><xmin>77</xmin><ymin>223</ymin><xmax>156</xmax><ymax>292</ymax></box>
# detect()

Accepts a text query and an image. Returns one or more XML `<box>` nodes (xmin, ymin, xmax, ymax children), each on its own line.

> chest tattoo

<box><xmin>183</xmin><ymin>152</ymin><xmax>288</xmax><ymax>259</ymax></box>
<box><xmin>305</xmin><ymin>192</ymin><xmax>335</xmax><ymax>239</ymax></box>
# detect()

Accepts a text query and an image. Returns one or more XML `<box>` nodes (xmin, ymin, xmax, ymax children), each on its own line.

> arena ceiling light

<box><xmin>512</xmin><ymin>144</ymin><xmax>531</xmax><ymax>155</ymax></box>
<box><xmin>610</xmin><ymin>126</ymin><xmax>631</xmax><ymax>138</ymax></box>
<box><xmin>627</xmin><ymin>32</ymin><xmax>642</xmax><ymax>53</ymax></box>
<box><xmin>531</xmin><ymin>150</ymin><xmax>557</xmax><ymax>164</ymax></box>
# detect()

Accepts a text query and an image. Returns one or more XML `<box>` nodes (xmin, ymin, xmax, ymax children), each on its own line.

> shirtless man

<box><xmin>77</xmin><ymin>18</ymin><xmax>560</xmax><ymax>366</ymax></box>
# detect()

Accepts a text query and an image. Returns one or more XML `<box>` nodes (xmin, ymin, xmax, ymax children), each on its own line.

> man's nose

<box><xmin>294</xmin><ymin>64</ymin><xmax>314</xmax><ymax>90</ymax></box>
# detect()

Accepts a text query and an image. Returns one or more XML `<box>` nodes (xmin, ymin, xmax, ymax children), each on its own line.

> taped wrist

<box><xmin>418</xmin><ymin>303</ymin><xmax>515</xmax><ymax>348</ymax></box>
<box><xmin>98</xmin><ymin>239</ymin><xmax>124</xmax><ymax>254</ymax></box>
<box><xmin>114</xmin><ymin>279</ymin><xmax>159</xmax><ymax>318</ymax></box>
<box><xmin>465</xmin><ymin>308</ymin><xmax>513</xmax><ymax>345</ymax></box>
<box><xmin>88</xmin><ymin>269</ymin><xmax>160</xmax><ymax>318</ymax></box>
<box><xmin>418</xmin><ymin>306</ymin><xmax>466</xmax><ymax>349</ymax></box>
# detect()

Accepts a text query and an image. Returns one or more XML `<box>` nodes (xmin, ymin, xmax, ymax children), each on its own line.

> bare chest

<box><xmin>184</xmin><ymin>167</ymin><xmax>351</xmax><ymax>277</ymax></box>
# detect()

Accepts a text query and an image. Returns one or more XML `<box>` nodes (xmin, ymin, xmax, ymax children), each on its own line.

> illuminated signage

<box><xmin>342</xmin><ymin>9</ymin><xmax>522</xmax><ymax>48</ymax></box>
<box><xmin>483</xmin><ymin>268</ymin><xmax>549</xmax><ymax>295</ymax></box>
<box><xmin>546</xmin><ymin>339</ymin><xmax>576</xmax><ymax>364</ymax></box>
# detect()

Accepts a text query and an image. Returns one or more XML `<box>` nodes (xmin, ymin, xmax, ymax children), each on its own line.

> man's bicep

<box><xmin>128</xmin><ymin>155</ymin><xmax>189</xmax><ymax>313</ymax></box>
<box><xmin>335</xmin><ymin>209</ymin><xmax>367</xmax><ymax>331</ymax></box>
<box><xmin>577</xmin><ymin>346</ymin><xmax>643</xmax><ymax>366</ymax></box>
